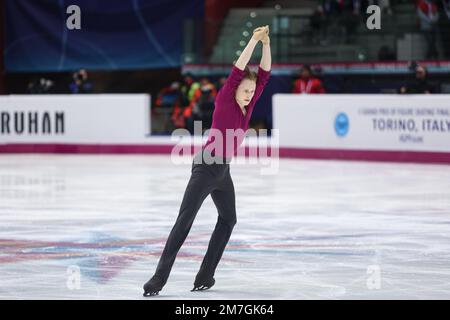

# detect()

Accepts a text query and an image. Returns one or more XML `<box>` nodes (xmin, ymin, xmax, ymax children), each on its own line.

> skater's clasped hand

<box><xmin>252</xmin><ymin>25</ymin><xmax>269</xmax><ymax>44</ymax></box>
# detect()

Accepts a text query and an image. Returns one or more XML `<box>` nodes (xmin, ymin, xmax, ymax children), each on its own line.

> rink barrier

<box><xmin>1</xmin><ymin>94</ymin><xmax>450</xmax><ymax>164</ymax></box>
<box><xmin>272</xmin><ymin>94</ymin><xmax>450</xmax><ymax>164</ymax></box>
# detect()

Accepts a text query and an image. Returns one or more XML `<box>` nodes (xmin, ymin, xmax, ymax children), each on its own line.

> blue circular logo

<box><xmin>334</xmin><ymin>113</ymin><xmax>349</xmax><ymax>137</ymax></box>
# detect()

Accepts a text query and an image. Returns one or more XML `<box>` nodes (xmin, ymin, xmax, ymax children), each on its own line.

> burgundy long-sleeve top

<box><xmin>203</xmin><ymin>66</ymin><xmax>270</xmax><ymax>159</ymax></box>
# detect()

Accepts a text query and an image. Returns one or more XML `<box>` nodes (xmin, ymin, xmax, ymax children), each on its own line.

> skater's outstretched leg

<box><xmin>193</xmin><ymin>173</ymin><xmax>236</xmax><ymax>291</ymax></box>
<box><xmin>143</xmin><ymin>164</ymin><xmax>213</xmax><ymax>296</ymax></box>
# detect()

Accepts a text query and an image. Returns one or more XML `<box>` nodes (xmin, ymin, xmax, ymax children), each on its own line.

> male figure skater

<box><xmin>143</xmin><ymin>25</ymin><xmax>271</xmax><ymax>296</ymax></box>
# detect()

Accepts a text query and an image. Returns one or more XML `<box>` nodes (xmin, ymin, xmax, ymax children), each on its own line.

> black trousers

<box><xmin>153</xmin><ymin>148</ymin><xmax>236</xmax><ymax>283</ymax></box>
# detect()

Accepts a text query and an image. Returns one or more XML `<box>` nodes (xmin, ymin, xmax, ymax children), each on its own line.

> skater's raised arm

<box><xmin>217</xmin><ymin>26</ymin><xmax>269</xmax><ymax>100</ymax></box>
<box><xmin>249</xmin><ymin>26</ymin><xmax>271</xmax><ymax>102</ymax></box>
<box><xmin>259</xmin><ymin>26</ymin><xmax>271</xmax><ymax>72</ymax></box>
<box><xmin>234</xmin><ymin>27</ymin><xmax>267</xmax><ymax>71</ymax></box>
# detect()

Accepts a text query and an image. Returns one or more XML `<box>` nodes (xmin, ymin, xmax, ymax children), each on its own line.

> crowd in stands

<box><xmin>311</xmin><ymin>0</ymin><xmax>450</xmax><ymax>60</ymax></box>
<box><xmin>311</xmin><ymin>0</ymin><xmax>393</xmax><ymax>45</ymax></box>
<box><xmin>69</xmin><ymin>69</ymin><xmax>93</xmax><ymax>94</ymax></box>
<box><xmin>153</xmin><ymin>75</ymin><xmax>225</xmax><ymax>133</ymax></box>
<box><xmin>21</xmin><ymin>1</ymin><xmax>449</xmax><ymax>134</ymax></box>
<box><xmin>152</xmin><ymin>59</ymin><xmax>442</xmax><ymax>133</ymax></box>
<box><xmin>417</xmin><ymin>0</ymin><xmax>450</xmax><ymax>59</ymax></box>
<box><xmin>26</xmin><ymin>68</ymin><xmax>93</xmax><ymax>94</ymax></box>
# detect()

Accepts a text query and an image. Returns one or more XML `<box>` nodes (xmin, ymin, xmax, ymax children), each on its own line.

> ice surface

<box><xmin>0</xmin><ymin>154</ymin><xmax>449</xmax><ymax>299</ymax></box>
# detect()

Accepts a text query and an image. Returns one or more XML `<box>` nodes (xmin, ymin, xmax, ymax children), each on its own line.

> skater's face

<box><xmin>235</xmin><ymin>79</ymin><xmax>256</xmax><ymax>108</ymax></box>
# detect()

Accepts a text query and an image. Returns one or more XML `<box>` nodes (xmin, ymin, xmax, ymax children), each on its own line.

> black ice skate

<box><xmin>143</xmin><ymin>275</ymin><xmax>165</xmax><ymax>297</ymax></box>
<box><xmin>191</xmin><ymin>276</ymin><xmax>215</xmax><ymax>292</ymax></box>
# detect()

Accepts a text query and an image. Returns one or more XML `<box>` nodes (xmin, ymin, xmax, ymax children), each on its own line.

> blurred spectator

<box><xmin>319</xmin><ymin>0</ymin><xmax>341</xmax><ymax>15</ymax></box>
<box><xmin>170</xmin><ymin>74</ymin><xmax>200</xmax><ymax>129</ymax></box>
<box><xmin>185</xmin><ymin>78</ymin><xmax>217</xmax><ymax>134</ymax></box>
<box><xmin>310</xmin><ymin>8</ymin><xmax>323</xmax><ymax>44</ymax></box>
<box><xmin>340</xmin><ymin>0</ymin><xmax>362</xmax><ymax>44</ymax></box>
<box><xmin>69</xmin><ymin>69</ymin><xmax>93</xmax><ymax>93</ymax></box>
<box><xmin>27</xmin><ymin>77</ymin><xmax>54</xmax><ymax>93</ymax></box>
<box><xmin>155</xmin><ymin>82</ymin><xmax>181</xmax><ymax>108</ymax></box>
<box><xmin>400</xmin><ymin>65</ymin><xmax>435</xmax><ymax>93</ymax></box>
<box><xmin>292</xmin><ymin>65</ymin><xmax>326</xmax><ymax>94</ymax></box>
<box><xmin>378</xmin><ymin>0</ymin><xmax>392</xmax><ymax>15</ymax></box>
<box><xmin>316</xmin><ymin>0</ymin><xmax>342</xmax><ymax>45</ymax></box>
<box><xmin>443</xmin><ymin>0</ymin><xmax>450</xmax><ymax>17</ymax></box>
<box><xmin>216</xmin><ymin>77</ymin><xmax>227</xmax><ymax>92</ymax></box>
<box><xmin>361</xmin><ymin>0</ymin><xmax>392</xmax><ymax>15</ymax></box>
<box><xmin>417</xmin><ymin>0</ymin><xmax>440</xmax><ymax>59</ymax></box>
<box><xmin>439</xmin><ymin>0</ymin><xmax>450</xmax><ymax>58</ymax></box>
<box><xmin>378</xmin><ymin>45</ymin><xmax>396</xmax><ymax>60</ymax></box>
<box><xmin>154</xmin><ymin>81</ymin><xmax>182</xmax><ymax>132</ymax></box>
<box><xmin>180</xmin><ymin>74</ymin><xmax>200</xmax><ymax>109</ymax></box>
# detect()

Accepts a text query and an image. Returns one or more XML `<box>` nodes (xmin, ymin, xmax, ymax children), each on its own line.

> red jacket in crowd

<box><xmin>292</xmin><ymin>77</ymin><xmax>325</xmax><ymax>94</ymax></box>
<box><xmin>417</xmin><ymin>0</ymin><xmax>438</xmax><ymax>16</ymax></box>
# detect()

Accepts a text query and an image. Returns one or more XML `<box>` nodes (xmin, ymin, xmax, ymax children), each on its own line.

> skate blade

<box><xmin>143</xmin><ymin>290</ymin><xmax>160</xmax><ymax>297</ymax></box>
<box><xmin>191</xmin><ymin>285</ymin><xmax>211</xmax><ymax>292</ymax></box>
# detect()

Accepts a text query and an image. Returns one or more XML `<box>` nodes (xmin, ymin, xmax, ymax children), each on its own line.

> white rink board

<box><xmin>0</xmin><ymin>94</ymin><xmax>151</xmax><ymax>143</ymax></box>
<box><xmin>273</xmin><ymin>94</ymin><xmax>450</xmax><ymax>152</ymax></box>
